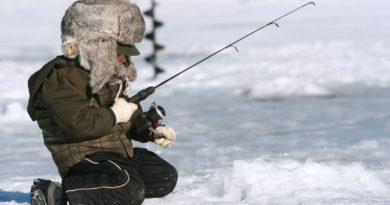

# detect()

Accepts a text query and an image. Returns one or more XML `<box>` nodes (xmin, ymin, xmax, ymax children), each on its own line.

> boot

<box><xmin>30</xmin><ymin>178</ymin><xmax>64</xmax><ymax>205</ymax></box>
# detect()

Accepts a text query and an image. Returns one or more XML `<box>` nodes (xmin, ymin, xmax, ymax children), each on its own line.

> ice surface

<box><xmin>150</xmin><ymin>159</ymin><xmax>390</xmax><ymax>204</ymax></box>
<box><xmin>1</xmin><ymin>0</ymin><xmax>390</xmax><ymax>204</ymax></box>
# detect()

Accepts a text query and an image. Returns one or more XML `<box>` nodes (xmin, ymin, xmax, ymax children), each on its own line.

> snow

<box><xmin>1</xmin><ymin>0</ymin><xmax>390</xmax><ymax>204</ymax></box>
<box><xmin>163</xmin><ymin>159</ymin><xmax>390</xmax><ymax>204</ymax></box>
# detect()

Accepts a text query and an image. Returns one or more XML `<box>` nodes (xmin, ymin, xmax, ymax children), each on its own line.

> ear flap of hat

<box><xmin>78</xmin><ymin>37</ymin><xmax>119</xmax><ymax>93</ymax></box>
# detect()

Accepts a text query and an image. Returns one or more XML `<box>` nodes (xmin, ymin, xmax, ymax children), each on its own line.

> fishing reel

<box><xmin>130</xmin><ymin>102</ymin><xmax>166</xmax><ymax>142</ymax></box>
<box><xmin>144</xmin><ymin>102</ymin><xmax>166</xmax><ymax>138</ymax></box>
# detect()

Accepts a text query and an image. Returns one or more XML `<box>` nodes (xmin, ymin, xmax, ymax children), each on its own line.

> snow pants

<box><xmin>62</xmin><ymin>148</ymin><xmax>178</xmax><ymax>205</ymax></box>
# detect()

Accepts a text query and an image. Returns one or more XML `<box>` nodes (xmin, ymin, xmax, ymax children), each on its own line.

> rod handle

<box><xmin>127</xmin><ymin>86</ymin><xmax>156</xmax><ymax>103</ymax></box>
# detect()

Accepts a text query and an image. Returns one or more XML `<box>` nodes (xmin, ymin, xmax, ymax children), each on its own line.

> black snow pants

<box><xmin>62</xmin><ymin>148</ymin><xmax>178</xmax><ymax>205</ymax></box>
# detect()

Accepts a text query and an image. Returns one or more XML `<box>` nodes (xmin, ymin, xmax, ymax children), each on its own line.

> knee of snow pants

<box><xmin>132</xmin><ymin>148</ymin><xmax>178</xmax><ymax>198</ymax></box>
<box><xmin>62</xmin><ymin>152</ymin><xmax>145</xmax><ymax>205</ymax></box>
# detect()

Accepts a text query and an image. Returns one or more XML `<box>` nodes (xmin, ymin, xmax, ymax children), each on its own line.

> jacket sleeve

<box><xmin>41</xmin><ymin>67</ymin><xmax>115</xmax><ymax>142</ymax></box>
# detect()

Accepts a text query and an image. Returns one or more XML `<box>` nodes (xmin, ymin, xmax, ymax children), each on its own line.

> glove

<box><xmin>153</xmin><ymin>126</ymin><xmax>176</xmax><ymax>148</ymax></box>
<box><xmin>110</xmin><ymin>98</ymin><xmax>138</xmax><ymax>124</ymax></box>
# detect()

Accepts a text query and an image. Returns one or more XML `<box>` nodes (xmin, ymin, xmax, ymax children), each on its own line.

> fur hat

<box><xmin>61</xmin><ymin>0</ymin><xmax>145</xmax><ymax>93</ymax></box>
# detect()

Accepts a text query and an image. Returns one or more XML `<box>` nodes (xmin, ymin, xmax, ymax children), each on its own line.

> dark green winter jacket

<box><xmin>27</xmin><ymin>56</ymin><xmax>137</xmax><ymax>178</ymax></box>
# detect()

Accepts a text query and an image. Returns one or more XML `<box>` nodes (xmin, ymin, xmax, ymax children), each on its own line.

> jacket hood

<box><xmin>27</xmin><ymin>56</ymin><xmax>76</xmax><ymax>120</ymax></box>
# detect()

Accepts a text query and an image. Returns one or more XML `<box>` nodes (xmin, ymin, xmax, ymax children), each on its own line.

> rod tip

<box><xmin>309</xmin><ymin>1</ymin><xmax>316</xmax><ymax>6</ymax></box>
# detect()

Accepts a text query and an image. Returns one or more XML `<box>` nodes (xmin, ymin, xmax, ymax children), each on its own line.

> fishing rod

<box><xmin>128</xmin><ymin>1</ymin><xmax>316</xmax><ymax>103</ymax></box>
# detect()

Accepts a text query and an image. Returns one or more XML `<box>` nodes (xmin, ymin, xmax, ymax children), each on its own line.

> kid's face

<box><xmin>117</xmin><ymin>54</ymin><xmax>127</xmax><ymax>65</ymax></box>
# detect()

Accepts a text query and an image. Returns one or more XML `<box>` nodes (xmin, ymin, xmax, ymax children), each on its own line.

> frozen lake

<box><xmin>1</xmin><ymin>0</ymin><xmax>390</xmax><ymax>204</ymax></box>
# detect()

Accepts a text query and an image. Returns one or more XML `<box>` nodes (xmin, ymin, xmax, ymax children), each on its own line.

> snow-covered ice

<box><xmin>1</xmin><ymin>0</ymin><xmax>390</xmax><ymax>204</ymax></box>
